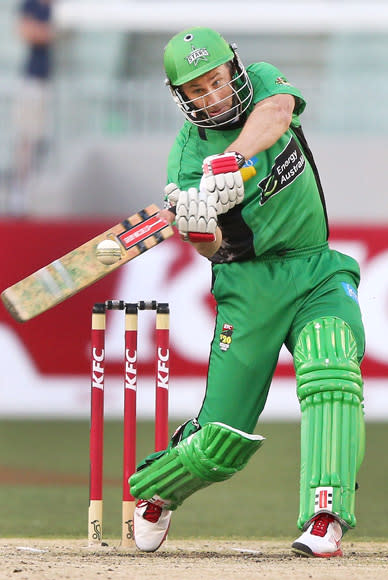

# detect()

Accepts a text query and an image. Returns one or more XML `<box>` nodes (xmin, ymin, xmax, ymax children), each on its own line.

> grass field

<box><xmin>0</xmin><ymin>420</ymin><xmax>387</xmax><ymax>541</ymax></box>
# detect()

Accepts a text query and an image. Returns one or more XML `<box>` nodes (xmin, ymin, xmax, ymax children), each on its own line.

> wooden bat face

<box><xmin>1</xmin><ymin>205</ymin><xmax>173</xmax><ymax>322</ymax></box>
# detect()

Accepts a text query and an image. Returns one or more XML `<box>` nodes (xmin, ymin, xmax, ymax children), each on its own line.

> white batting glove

<box><xmin>200</xmin><ymin>152</ymin><xmax>245</xmax><ymax>215</ymax></box>
<box><xmin>164</xmin><ymin>182</ymin><xmax>217</xmax><ymax>243</ymax></box>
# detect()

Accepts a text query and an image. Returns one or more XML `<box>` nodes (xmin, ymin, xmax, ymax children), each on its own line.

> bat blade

<box><xmin>1</xmin><ymin>204</ymin><xmax>173</xmax><ymax>322</ymax></box>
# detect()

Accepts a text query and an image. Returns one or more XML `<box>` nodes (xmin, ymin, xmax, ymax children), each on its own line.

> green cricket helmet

<box><xmin>164</xmin><ymin>27</ymin><xmax>253</xmax><ymax>128</ymax></box>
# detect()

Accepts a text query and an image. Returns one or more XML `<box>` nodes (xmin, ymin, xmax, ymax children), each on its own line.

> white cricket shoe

<box><xmin>291</xmin><ymin>513</ymin><xmax>343</xmax><ymax>558</ymax></box>
<box><xmin>133</xmin><ymin>499</ymin><xmax>172</xmax><ymax>552</ymax></box>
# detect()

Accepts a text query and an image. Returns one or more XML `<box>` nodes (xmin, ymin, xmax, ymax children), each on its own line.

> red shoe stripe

<box><xmin>312</xmin><ymin>548</ymin><xmax>343</xmax><ymax>558</ymax></box>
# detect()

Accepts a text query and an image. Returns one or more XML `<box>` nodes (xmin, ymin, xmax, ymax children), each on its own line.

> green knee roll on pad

<box><xmin>129</xmin><ymin>422</ymin><xmax>264</xmax><ymax>510</ymax></box>
<box><xmin>294</xmin><ymin>317</ymin><xmax>365</xmax><ymax>529</ymax></box>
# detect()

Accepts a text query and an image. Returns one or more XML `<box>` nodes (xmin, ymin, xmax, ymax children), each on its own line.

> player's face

<box><xmin>181</xmin><ymin>64</ymin><xmax>234</xmax><ymax>121</ymax></box>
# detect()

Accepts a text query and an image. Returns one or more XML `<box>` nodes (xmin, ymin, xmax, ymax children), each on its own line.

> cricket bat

<box><xmin>1</xmin><ymin>205</ymin><xmax>173</xmax><ymax>323</ymax></box>
<box><xmin>2</xmin><ymin>166</ymin><xmax>256</xmax><ymax>323</ymax></box>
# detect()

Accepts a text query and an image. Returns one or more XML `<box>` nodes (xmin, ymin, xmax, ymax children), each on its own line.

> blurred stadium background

<box><xmin>0</xmin><ymin>0</ymin><xmax>387</xmax><ymax>218</ymax></box>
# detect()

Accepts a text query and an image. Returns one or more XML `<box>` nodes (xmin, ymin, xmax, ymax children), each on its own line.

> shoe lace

<box><xmin>138</xmin><ymin>500</ymin><xmax>162</xmax><ymax>524</ymax></box>
<box><xmin>311</xmin><ymin>514</ymin><xmax>333</xmax><ymax>537</ymax></box>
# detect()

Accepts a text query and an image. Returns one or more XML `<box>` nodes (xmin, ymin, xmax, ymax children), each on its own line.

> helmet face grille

<box><xmin>170</xmin><ymin>55</ymin><xmax>253</xmax><ymax>128</ymax></box>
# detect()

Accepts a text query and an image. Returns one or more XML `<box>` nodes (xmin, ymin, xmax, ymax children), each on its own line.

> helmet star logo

<box><xmin>186</xmin><ymin>45</ymin><xmax>209</xmax><ymax>66</ymax></box>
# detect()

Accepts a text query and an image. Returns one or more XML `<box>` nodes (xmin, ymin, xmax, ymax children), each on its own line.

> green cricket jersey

<box><xmin>166</xmin><ymin>62</ymin><xmax>329</xmax><ymax>262</ymax></box>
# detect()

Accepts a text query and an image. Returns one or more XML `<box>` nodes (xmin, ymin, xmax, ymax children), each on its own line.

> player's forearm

<box><xmin>225</xmin><ymin>95</ymin><xmax>294</xmax><ymax>160</ymax></box>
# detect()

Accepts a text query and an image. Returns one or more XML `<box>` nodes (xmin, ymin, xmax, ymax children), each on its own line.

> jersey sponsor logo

<box><xmin>186</xmin><ymin>45</ymin><xmax>209</xmax><ymax>66</ymax></box>
<box><xmin>258</xmin><ymin>137</ymin><xmax>306</xmax><ymax>205</ymax></box>
<box><xmin>219</xmin><ymin>323</ymin><xmax>234</xmax><ymax>352</ymax></box>
<box><xmin>341</xmin><ymin>282</ymin><xmax>359</xmax><ymax>304</ymax></box>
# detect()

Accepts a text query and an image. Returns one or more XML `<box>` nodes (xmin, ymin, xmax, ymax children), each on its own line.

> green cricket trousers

<box><xmin>198</xmin><ymin>242</ymin><xmax>365</xmax><ymax>433</ymax></box>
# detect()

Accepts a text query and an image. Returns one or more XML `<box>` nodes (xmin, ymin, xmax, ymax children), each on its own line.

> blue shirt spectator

<box><xmin>19</xmin><ymin>0</ymin><xmax>52</xmax><ymax>80</ymax></box>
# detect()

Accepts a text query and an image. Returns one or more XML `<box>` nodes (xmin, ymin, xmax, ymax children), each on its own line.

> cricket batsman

<box><xmin>129</xmin><ymin>27</ymin><xmax>366</xmax><ymax>557</ymax></box>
